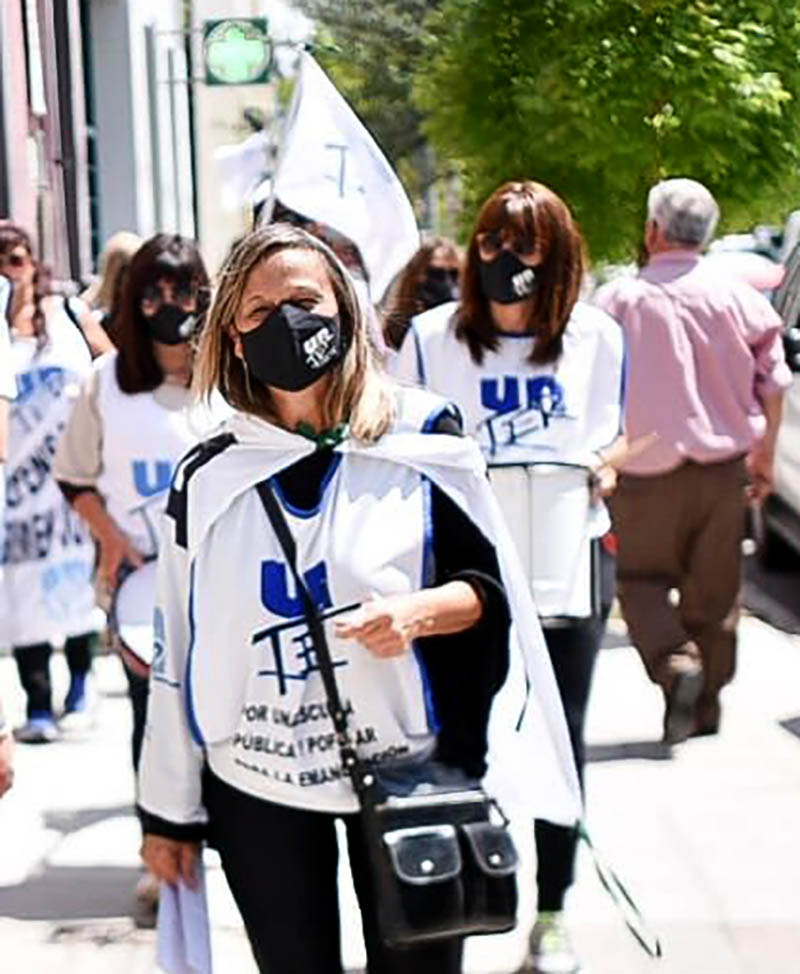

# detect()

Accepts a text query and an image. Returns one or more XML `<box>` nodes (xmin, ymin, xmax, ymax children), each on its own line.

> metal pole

<box><xmin>145</xmin><ymin>24</ymin><xmax>163</xmax><ymax>231</ymax></box>
<box><xmin>167</xmin><ymin>47</ymin><xmax>182</xmax><ymax>233</ymax></box>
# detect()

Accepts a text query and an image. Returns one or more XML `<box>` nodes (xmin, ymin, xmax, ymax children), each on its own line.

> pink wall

<box><xmin>3</xmin><ymin>2</ymin><xmax>36</xmax><ymax>235</ymax></box>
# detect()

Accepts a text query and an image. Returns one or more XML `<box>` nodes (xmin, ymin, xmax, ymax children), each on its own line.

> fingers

<box><xmin>142</xmin><ymin>837</ymin><xmax>181</xmax><ymax>886</ymax></box>
<box><xmin>180</xmin><ymin>843</ymin><xmax>199</xmax><ymax>890</ymax></box>
<box><xmin>335</xmin><ymin>617</ymin><xmax>408</xmax><ymax>656</ymax></box>
<box><xmin>99</xmin><ymin>558</ymin><xmax>116</xmax><ymax>593</ymax></box>
<box><xmin>126</xmin><ymin>544</ymin><xmax>145</xmax><ymax>569</ymax></box>
<box><xmin>747</xmin><ymin>480</ymin><xmax>771</xmax><ymax>504</ymax></box>
<box><xmin>334</xmin><ymin>607</ymin><xmax>390</xmax><ymax>639</ymax></box>
<box><xmin>0</xmin><ymin>757</ymin><xmax>14</xmax><ymax>799</ymax></box>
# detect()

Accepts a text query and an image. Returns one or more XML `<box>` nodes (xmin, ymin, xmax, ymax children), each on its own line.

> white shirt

<box><xmin>0</xmin><ymin>280</ymin><xmax>16</xmax><ymax>401</ymax></box>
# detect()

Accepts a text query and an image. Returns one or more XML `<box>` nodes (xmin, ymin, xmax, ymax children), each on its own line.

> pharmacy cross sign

<box><xmin>203</xmin><ymin>18</ymin><xmax>272</xmax><ymax>86</ymax></box>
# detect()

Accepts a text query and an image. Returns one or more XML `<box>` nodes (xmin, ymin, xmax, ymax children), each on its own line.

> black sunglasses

<box><xmin>477</xmin><ymin>229</ymin><xmax>537</xmax><ymax>257</ymax></box>
<box><xmin>140</xmin><ymin>282</ymin><xmax>204</xmax><ymax>306</ymax></box>
<box><xmin>0</xmin><ymin>252</ymin><xmax>28</xmax><ymax>269</ymax></box>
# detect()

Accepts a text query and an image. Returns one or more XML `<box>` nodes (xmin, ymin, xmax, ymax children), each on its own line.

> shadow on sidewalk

<box><xmin>742</xmin><ymin>554</ymin><xmax>800</xmax><ymax>635</ymax></box>
<box><xmin>43</xmin><ymin>803</ymin><xmax>134</xmax><ymax>836</ymax></box>
<box><xmin>779</xmin><ymin>715</ymin><xmax>800</xmax><ymax>740</ymax></box>
<box><xmin>0</xmin><ymin>864</ymin><xmax>140</xmax><ymax>921</ymax></box>
<box><xmin>586</xmin><ymin>740</ymin><xmax>672</xmax><ymax>763</ymax></box>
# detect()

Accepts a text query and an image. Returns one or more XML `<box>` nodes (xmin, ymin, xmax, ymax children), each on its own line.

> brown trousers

<box><xmin>610</xmin><ymin>457</ymin><xmax>747</xmax><ymax>698</ymax></box>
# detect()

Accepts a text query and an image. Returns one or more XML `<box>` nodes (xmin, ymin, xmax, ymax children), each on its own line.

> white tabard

<box><xmin>1</xmin><ymin>311</ymin><xmax>95</xmax><ymax>646</ymax></box>
<box><xmin>394</xmin><ymin>300</ymin><xmax>626</xmax><ymax>616</ymax></box>
<box><xmin>193</xmin><ymin>453</ymin><xmax>437</xmax><ymax>812</ymax></box>
<box><xmin>93</xmin><ymin>354</ymin><xmax>224</xmax><ymax>557</ymax></box>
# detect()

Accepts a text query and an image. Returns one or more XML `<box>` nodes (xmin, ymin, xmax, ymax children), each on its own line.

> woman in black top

<box><xmin>137</xmin><ymin>224</ymin><xmax>516</xmax><ymax>974</ymax></box>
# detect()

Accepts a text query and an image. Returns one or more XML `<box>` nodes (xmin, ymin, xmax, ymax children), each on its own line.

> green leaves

<box><xmin>414</xmin><ymin>0</ymin><xmax>800</xmax><ymax>260</ymax></box>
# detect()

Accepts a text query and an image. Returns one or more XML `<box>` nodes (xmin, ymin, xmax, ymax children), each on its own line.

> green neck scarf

<box><xmin>295</xmin><ymin>421</ymin><xmax>349</xmax><ymax>450</ymax></box>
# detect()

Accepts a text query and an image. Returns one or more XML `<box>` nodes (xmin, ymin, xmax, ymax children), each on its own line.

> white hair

<box><xmin>647</xmin><ymin>178</ymin><xmax>720</xmax><ymax>248</ymax></box>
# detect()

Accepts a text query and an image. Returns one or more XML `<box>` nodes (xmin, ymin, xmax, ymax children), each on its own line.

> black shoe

<box><xmin>663</xmin><ymin>666</ymin><xmax>704</xmax><ymax>744</ymax></box>
<box><xmin>690</xmin><ymin>696</ymin><xmax>721</xmax><ymax>738</ymax></box>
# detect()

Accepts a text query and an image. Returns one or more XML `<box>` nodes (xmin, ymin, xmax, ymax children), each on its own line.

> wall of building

<box><xmin>86</xmin><ymin>0</ymin><xmax>193</xmax><ymax>251</ymax></box>
<box><xmin>0</xmin><ymin>3</ymin><xmax>37</xmax><ymax>235</ymax></box>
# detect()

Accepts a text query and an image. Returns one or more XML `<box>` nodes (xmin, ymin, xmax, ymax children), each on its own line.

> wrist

<box><xmin>406</xmin><ymin>591</ymin><xmax>436</xmax><ymax>638</ymax></box>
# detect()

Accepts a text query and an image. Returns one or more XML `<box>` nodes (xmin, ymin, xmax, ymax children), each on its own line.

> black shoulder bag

<box><xmin>255</xmin><ymin>479</ymin><xmax>519</xmax><ymax>948</ymax></box>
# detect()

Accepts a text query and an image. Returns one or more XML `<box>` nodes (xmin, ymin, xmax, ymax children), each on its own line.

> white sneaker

<box><xmin>14</xmin><ymin>714</ymin><xmax>59</xmax><ymax>744</ymax></box>
<box><xmin>519</xmin><ymin>912</ymin><xmax>581</xmax><ymax>974</ymax></box>
<box><xmin>133</xmin><ymin>869</ymin><xmax>160</xmax><ymax>928</ymax></box>
<box><xmin>135</xmin><ymin>869</ymin><xmax>160</xmax><ymax>908</ymax></box>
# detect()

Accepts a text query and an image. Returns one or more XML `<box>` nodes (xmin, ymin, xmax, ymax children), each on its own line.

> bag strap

<box><xmin>254</xmin><ymin>479</ymin><xmax>374</xmax><ymax>799</ymax></box>
<box><xmin>578</xmin><ymin>823</ymin><xmax>663</xmax><ymax>958</ymax></box>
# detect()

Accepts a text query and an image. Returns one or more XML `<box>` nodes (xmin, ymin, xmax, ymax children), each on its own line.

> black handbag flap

<box><xmin>383</xmin><ymin>825</ymin><xmax>462</xmax><ymax>885</ymax></box>
<box><xmin>461</xmin><ymin>822</ymin><xmax>519</xmax><ymax>877</ymax></box>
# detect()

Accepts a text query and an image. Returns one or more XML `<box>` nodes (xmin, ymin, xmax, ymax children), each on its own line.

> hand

<box><xmin>141</xmin><ymin>834</ymin><xmax>200</xmax><ymax>889</ymax></box>
<box><xmin>747</xmin><ymin>442</ymin><xmax>775</xmax><ymax>503</ymax></box>
<box><xmin>98</xmin><ymin>526</ymin><xmax>144</xmax><ymax>592</ymax></box>
<box><xmin>334</xmin><ymin>595</ymin><xmax>430</xmax><ymax>658</ymax></box>
<box><xmin>0</xmin><ymin>734</ymin><xmax>14</xmax><ymax>799</ymax></box>
<box><xmin>589</xmin><ymin>460</ymin><xmax>617</xmax><ymax>502</ymax></box>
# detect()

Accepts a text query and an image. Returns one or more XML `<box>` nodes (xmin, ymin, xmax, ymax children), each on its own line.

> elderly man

<box><xmin>596</xmin><ymin>178</ymin><xmax>790</xmax><ymax>744</ymax></box>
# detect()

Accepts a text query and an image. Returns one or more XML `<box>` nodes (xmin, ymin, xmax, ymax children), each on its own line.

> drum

<box><xmin>109</xmin><ymin>558</ymin><xmax>158</xmax><ymax>678</ymax></box>
<box><xmin>488</xmin><ymin>462</ymin><xmax>599</xmax><ymax>619</ymax></box>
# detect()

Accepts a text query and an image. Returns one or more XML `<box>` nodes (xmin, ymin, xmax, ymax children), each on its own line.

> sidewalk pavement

<box><xmin>0</xmin><ymin>614</ymin><xmax>799</xmax><ymax>973</ymax></box>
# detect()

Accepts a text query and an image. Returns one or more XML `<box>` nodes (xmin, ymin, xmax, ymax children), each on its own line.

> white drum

<box><xmin>489</xmin><ymin>463</ymin><xmax>598</xmax><ymax>618</ymax></box>
<box><xmin>110</xmin><ymin>559</ymin><xmax>157</xmax><ymax>676</ymax></box>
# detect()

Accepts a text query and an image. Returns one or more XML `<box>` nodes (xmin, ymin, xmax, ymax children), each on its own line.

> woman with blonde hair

<box><xmin>137</xmin><ymin>223</ymin><xmax>580</xmax><ymax>973</ymax></box>
<box><xmin>74</xmin><ymin>231</ymin><xmax>143</xmax><ymax>354</ymax></box>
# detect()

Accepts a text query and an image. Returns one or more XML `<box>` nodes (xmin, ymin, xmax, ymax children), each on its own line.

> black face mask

<box><xmin>418</xmin><ymin>267</ymin><xmax>459</xmax><ymax>310</ymax></box>
<box><xmin>145</xmin><ymin>304</ymin><xmax>196</xmax><ymax>345</ymax></box>
<box><xmin>479</xmin><ymin>250</ymin><xmax>538</xmax><ymax>304</ymax></box>
<box><xmin>241</xmin><ymin>302</ymin><xmax>344</xmax><ymax>392</ymax></box>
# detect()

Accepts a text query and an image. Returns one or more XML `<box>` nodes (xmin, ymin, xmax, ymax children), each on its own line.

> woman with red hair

<box><xmin>396</xmin><ymin>181</ymin><xmax>626</xmax><ymax>974</ymax></box>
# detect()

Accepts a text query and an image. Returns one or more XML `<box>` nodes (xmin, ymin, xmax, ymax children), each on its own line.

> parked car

<box><xmin>757</xmin><ymin>243</ymin><xmax>800</xmax><ymax>567</ymax></box>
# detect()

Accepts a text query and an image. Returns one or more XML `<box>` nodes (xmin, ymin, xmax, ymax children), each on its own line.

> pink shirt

<box><xmin>595</xmin><ymin>250</ymin><xmax>791</xmax><ymax>475</ymax></box>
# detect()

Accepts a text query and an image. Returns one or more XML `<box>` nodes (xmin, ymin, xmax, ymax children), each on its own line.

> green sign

<box><xmin>203</xmin><ymin>18</ymin><xmax>272</xmax><ymax>86</ymax></box>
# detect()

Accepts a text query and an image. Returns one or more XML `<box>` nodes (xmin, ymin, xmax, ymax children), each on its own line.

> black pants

<box><xmin>203</xmin><ymin>769</ymin><xmax>463</xmax><ymax>974</ymax></box>
<box><xmin>534</xmin><ymin>543</ymin><xmax>614</xmax><ymax>911</ymax></box>
<box><xmin>13</xmin><ymin>633</ymin><xmax>94</xmax><ymax>718</ymax></box>
<box><xmin>123</xmin><ymin>663</ymin><xmax>149</xmax><ymax>773</ymax></box>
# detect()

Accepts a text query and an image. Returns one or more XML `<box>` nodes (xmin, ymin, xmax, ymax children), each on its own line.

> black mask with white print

<box><xmin>479</xmin><ymin>249</ymin><xmax>538</xmax><ymax>304</ymax></box>
<box><xmin>145</xmin><ymin>304</ymin><xmax>197</xmax><ymax>345</ymax></box>
<box><xmin>241</xmin><ymin>302</ymin><xmax>345</xmax><ymax>392</ymax></box>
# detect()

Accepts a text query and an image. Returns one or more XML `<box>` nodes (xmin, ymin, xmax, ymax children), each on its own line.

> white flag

<box><xmin>270</xmin><ymin>52</ymin><xmax>420</xmax><ymax>300</ymax></box>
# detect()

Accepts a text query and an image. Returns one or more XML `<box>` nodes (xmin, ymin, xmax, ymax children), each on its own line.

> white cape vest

<box><xmin>147</xmin><ymin>389</ymin><xmax>582</xmax><ymax>825</ymax></box>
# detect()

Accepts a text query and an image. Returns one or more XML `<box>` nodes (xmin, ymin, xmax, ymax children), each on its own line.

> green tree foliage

<box><xmin>414</xmin><ymin>0</ymin><xmax>800</xmax><ymax>260</ymax></box>
<box><xmin>297</xmin><ymin>0</ymin><xmax>442</xmax><ymax>200</ymax></box>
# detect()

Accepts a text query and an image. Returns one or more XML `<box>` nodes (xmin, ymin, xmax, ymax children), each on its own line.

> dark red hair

<box><xmin>0</xmin><ymin>221</ymin><xmax>52</xmax><ymax>345</ymax></box>
<box><xmin>457</xmin><ymin>181</ymin><xmax>584</xmax><ymax>365</ymax></box>
<box><xmin>114</xmin><ymin>234</ymin><xmax>210</xmax><ymax>394</ymax></box>
<box><xmin>381</xmin><ymin>237</ymin><xmax>461</xmax><ymax>350</ymax></box>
